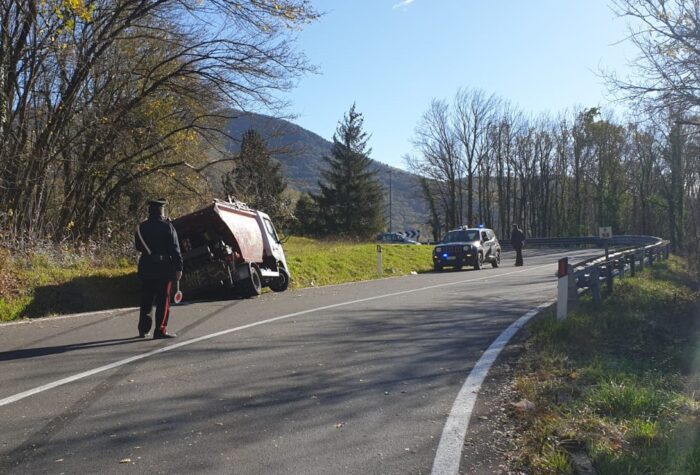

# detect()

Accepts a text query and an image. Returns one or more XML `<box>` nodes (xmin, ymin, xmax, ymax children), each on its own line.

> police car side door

<box><xmin>480</xmin><ymin>230</ymin><xmax>491</xmax><ymax>257</ymax></box>
<box><xmin>487</xmin><ymin>230</ymin><xmax>497</xmax><ymax>257</ymax></box>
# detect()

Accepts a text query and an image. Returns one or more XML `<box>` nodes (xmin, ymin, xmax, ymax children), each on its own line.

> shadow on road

<box><xmin>0</xmin><ymin>336</ymin><xmax>144</xmax><ymax>362</ymax></box>
<box><xmin>1</xmin><ymin>270</ymin><xmax>558</xmax><ymax>473</ymax></box>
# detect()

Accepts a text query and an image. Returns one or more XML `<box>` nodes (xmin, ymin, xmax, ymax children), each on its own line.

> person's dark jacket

<box><xmin>135</xmin><ymin>216</ymin><xmax>183</xmax><ymax>280</ymax></box>
<box><xmin>510</xmin><ymin>228</ymin><xmax>525</xmax><ymax>251</ymax></box>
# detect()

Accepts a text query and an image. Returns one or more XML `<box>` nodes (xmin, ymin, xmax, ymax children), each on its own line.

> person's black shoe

<box><xmin>153</xmin><ymin>332</ymin><xmax>177</xmax><ymax>339</ymax></box>
<box><xmin>138</xmin><ymin>331</ymin><xmax>147</xmax><ymax>338</ymax></box>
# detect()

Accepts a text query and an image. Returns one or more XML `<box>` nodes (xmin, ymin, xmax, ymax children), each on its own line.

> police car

<box><xmin>432</xmin><ymin>226</ymin><xmax>501</xmax><ymax>271</ymax></box>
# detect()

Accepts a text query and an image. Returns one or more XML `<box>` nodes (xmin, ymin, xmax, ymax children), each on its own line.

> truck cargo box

<box><xmin>173</xmin><ymin>201</ymin><xmax>263</xmax><ymax>263</ymax></box>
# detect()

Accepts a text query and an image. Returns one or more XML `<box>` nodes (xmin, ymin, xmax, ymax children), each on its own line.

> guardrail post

<box><xmin>591</xmin><ymin>267</ymin><xmax>602</xmax><ymax>306</ymax></box>
<box><xmin>557</xmin><ymin>258</ymin><xmax>568</xmax><ymax>320</ymax></box>
<box><xmin>376</xmin><ymin>244</ymin><xmax>383</xmax><ymax>277</ymax></box>
<box><xmin>665</xmin><ymin>243</ymin><xmax>670</xmax><ymax>259</ymax></box>
<box><xmin>618</xmin><ymin>258</ymin><xmax>625</xmax><ymax>279</ymax></box>
<box><xmin>606</xmin><ymin>261</ymin><xmax>614</xmax><ymax>294</ymax></box>
<box><xmin>567</xmin><ymin>264</ymin><xmax>577</xmax><ymax>308</ymax></box>
<box><xmin>639</xmin><ymin>250</ymin><xmax>645</xmax><ymax>271</ymax></box>
<box><xmin>630</xmin><ymin>254</ymin><xmax>636</xmax><ymax>277</ymax></box>
<box><xmin>649</xmin><ymin>249</ymin><xmax>655</xmax><ymax>266</ymax></box>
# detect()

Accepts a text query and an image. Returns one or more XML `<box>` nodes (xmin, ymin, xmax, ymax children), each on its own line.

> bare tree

<box><xmin>0</xmin><ymin>0</ymin><xmax>319</xmax><ymax>240</ymax></box>
<box><xmin>610</xmin><ymin>0</ymin><xmax>700</xmax><ymax>119</ymax></box>
<box><xmin>453</xmin><ymin>88</ymin><xmax>499</xmax><ymax>226</ymax></box>
<box><xmin>406</xmin><ymin>100</ymin><xmax>462</xmax><ymax>233</ymax></box>
<box><xmin>610</xmin><ymin>0</ymin><xmax>700</xmax><ymax>257</ymax></box>
<box><xmin>626</xmin><ymin>122</ymin><xmax>664</xmax><ymax>235</ymax></box>
<box><xmin>490</xmin><ymin>104</ymin><xmax>522</xmax><ymax>238</ymax></box>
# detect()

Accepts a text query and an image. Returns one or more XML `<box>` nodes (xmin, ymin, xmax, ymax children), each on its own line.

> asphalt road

<box><xmin>0</xmin><ymin>249</ymin><xmax>596</xmax><ymax>474</ymax></box>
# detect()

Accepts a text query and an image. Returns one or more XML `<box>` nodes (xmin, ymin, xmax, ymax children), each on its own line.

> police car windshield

<box><xmin>443</xmin><ymin>230</ymin><xmax>479</xmax><ymax>243</ymax></box>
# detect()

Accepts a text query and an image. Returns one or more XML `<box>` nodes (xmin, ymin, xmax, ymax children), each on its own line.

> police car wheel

<box><xmin>474</xmin><ymin>253</ymin><xmax>483</xmax><ymax>270</ymax></box>
<box><xmin>492</xmin><ymin>251</ymin><xmax>500</xmax><ymax>268</ymax></box>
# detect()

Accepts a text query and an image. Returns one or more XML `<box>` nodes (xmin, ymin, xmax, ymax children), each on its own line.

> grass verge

<box><xmin>509</xmin><ymin>256</ymin><xmax>700</xmax><ymax>474</ymax></box>
<box><xmin>284</xmin><ymin>237</ymin><xmax>433</xmax><ymax>288</ymax></box>
<box><xmin>0</xmin><ymin>246</ymin><xmax>136</xmax><ymax>322</ymax></box>
<box><xmin>0</xmin><ymin>237</ymin><xmax>434</xmax><ymax>322</ymax></box>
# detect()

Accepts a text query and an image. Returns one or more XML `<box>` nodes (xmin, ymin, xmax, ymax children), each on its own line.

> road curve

<box><xmin>0</xmin><ymin>249</ymin><xmax>596</xmax><ymax>474</ymax></box>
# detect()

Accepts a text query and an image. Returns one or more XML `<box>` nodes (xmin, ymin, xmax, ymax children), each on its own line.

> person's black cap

<box><xmin>148</xmin><ymin>198</ymin><xmax>167</xmax><ymax>208</ymax></box>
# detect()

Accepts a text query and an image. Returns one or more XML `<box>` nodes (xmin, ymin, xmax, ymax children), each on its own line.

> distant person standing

<box><xmin>135</xmin><ymin>199</ymin><xmax>183</xmax><ymax>339</ymax></box>
<box><xmin>511</xmin><ymin>223</ymin><xmax>525</xmax><ymax>266</ymax></box>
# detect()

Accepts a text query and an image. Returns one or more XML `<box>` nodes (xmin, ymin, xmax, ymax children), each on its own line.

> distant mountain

<box><xmin>215</xmin><ymin>112</ymin><xmax>429</xmax><ymax>234</ymax></box>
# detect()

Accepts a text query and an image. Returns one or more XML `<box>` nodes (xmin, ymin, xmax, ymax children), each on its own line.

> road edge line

<box><xmin>431</xmin><ymin>299</ymin><xmax>555</xmax><ymax>475</ymax></box>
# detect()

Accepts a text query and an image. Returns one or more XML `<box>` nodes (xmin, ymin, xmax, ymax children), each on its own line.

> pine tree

<box><xmin>292</xmin><ymin>192</ymin><xmax>319</xmax><ymax>235</ymax></box>
<box><xmin>222</xmin><ymin>129</ymin><xmax>291</xmax><ymax>224</ymax></box>
<box><xmin>314</xmin><ymin>104</ymin><xmax>384</xmax><ymax>238</ymax></box>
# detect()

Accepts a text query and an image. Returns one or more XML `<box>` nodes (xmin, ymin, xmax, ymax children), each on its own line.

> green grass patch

<box><xmin>0</xmin><ymin>251</ymin><xmax>137</xmax><ymax>322</ymax></box>
<box><xmin>284</xmin><ymin>236</ymin><xmax>434</xmax><ymax>288</ymax></box>
<box><xmin>1</xmin><ymin>237</ymin><xmax>435</xmax><ymax>322</ymax></box>
<box><xmin>510</xmin><ymin>256</ymin><xmax>700</xmax><ymax>474</ymax></box>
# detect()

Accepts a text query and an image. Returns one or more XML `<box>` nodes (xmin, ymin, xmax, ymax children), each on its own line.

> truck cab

<box><xmin>255</xmin><ymin>210</ymin><xmax>290</xmax><ymax>282</ymax></box>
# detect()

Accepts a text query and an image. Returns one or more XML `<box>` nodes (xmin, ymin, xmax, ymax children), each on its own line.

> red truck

<box><xmin>172</xmin><ymin>199</ymin><xmax>291</xmax><ymax>300</ymax></box>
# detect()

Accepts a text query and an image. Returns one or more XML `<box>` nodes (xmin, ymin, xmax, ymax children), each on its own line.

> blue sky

<box><xmin>282</xmin><ymin>1</ymin><xmax>637</xmax><ymax>169</ymax></box>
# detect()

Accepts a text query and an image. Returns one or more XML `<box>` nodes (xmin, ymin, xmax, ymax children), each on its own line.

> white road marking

<box><xmin>431</xmin><ymin>300</ymin><xmax>555</xmax><ymax>475</ymax></box>
<box><xmin>0</xmin><ymin>265</ymin><xmax>550</xmax><ymax>407</ymax></box>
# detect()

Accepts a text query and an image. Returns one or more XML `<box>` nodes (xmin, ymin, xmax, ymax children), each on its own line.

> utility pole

<box><xmin>389</xmin><ymin>169</ymin><xmax>392</xmax><ymax>232</ymax></box>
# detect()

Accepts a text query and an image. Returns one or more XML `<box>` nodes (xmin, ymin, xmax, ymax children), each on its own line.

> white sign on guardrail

<box><xmin>599</xmin><ymin>226</ymin><xmax>612</xmax><ymax>240</ymax></box>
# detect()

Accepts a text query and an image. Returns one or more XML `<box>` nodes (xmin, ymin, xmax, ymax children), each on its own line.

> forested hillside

<box><xmin>217</xmin><ymin>112</ymin><xmax>429</xmax><ymax>233</ymax></box>
<box><xmin>408</xmin><ymin>97</ymin><xmax>700</xmax><ymax>252</ymax></box>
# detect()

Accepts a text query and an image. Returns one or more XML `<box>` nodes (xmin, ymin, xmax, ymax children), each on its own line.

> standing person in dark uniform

<box><xmin>135</xmin><ymin>199</ymin><xmax>183</xmax><ymax>339</ymax></box>
<box><xmin>511</xmin><ymin>223</ymin><xmax>525</xmax><ymax>266</ymax></box>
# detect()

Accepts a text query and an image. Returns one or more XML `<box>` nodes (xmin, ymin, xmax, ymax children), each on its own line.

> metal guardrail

<box><xmin>554</xmin><ymin>235</ymin><xmax>671</xmax><ymax>318</ymax></box>
<box><xmin>498</xmin><ymin>234</ymin><xmax>661</xmax><ymax>251</ymax></box>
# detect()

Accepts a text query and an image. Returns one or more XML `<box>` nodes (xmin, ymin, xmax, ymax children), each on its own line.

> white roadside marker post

<box><xmin>557</xmin><ymin>257</ymin><xmax>568</xmax><ymax>320</ymax></box>
<box><xmin>377</xmin><ymin>244</ymin><xmax>383</xmax><ymax>277</ymax></box>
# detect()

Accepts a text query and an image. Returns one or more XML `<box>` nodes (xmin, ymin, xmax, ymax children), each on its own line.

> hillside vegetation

<box><xmin>0</xmin><ymin>238</ymin><xmax>433</xmax><ymax>322</ymax></box>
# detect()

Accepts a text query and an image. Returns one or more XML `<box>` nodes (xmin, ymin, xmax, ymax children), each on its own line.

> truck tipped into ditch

<box><xmin>172</xmin><ymin>199</ymin><xmax>290</xmax><ymax>300</ymax></box>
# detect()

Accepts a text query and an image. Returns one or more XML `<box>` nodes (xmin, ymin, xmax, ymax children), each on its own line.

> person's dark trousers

<box><xmin>139</xmin><ymin>279</ymin><xmax>173</xmax><ymax>335</ymax></box>
<box><xmin>515</xmin><ymin>247</ymin><xmax>523</xmax><ymax>266</ymax></box>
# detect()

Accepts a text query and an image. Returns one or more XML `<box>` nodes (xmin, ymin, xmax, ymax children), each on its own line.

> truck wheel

<box><xmin>434</xmin><ymin>264</ymin><xmax>443</xmax><ymax>272</ymax></box>
<box><xmin>243</xmin><ymin>264</ymin><xmax>262</xmax><ymax>297</ymax></box>
<box><xmin>269</xmin><ymin>267</ymin><xmax>290</xmax><ymax>292</ymax></box>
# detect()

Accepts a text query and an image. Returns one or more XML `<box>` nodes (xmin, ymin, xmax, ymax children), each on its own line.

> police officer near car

<box><xmin>135</xmin><ymin>199</ymin><xmax>183</xmax><ymax>339</ymax></box>
<box><xmin>511</xmin><ymin>223</ymin><xmax>525</xmax><ymax>266</ymax></box>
